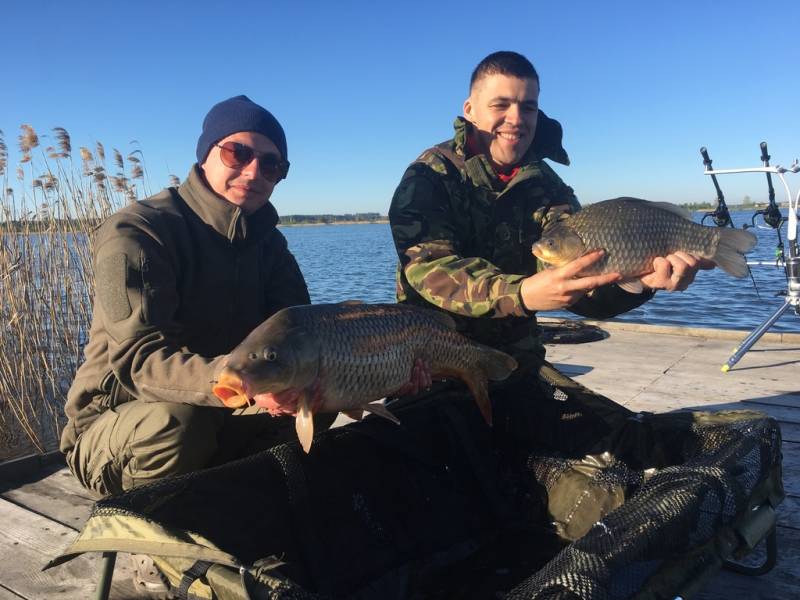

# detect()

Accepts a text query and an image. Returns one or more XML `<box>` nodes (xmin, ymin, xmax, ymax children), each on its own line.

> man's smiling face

<box><xmin>463</xmin><ymin>73</ymin><xmax>540</xmax><ymax>170</ymax></box>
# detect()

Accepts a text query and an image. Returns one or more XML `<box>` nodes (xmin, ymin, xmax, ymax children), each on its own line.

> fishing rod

<box><xmin>699</xmin><ymin>147</ymin><xmax>733</xmax><ymax>228</ymax></box>
<box><xmin>742</xmin><ymin>142</ymin><xmax>787</xmax><ymax>268</ymax></box>
<box><xmin>702</xmin><ymin>150</ymin><xmax>800</xmax><ymax>371</ymax></box>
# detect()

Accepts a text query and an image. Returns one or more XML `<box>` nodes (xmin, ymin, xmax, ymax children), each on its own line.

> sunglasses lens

<box><xmin>219</xmin><ymin>142</ymin><xmax>254</xmax><ymax>168</ymax></box>
<box><xmin>218</xmin><ymin>142</ymin><xmax>286</xmax><ymax>181</ymax></box>
<box><xmin>259</xmin><ymin>157</ymin><xmax>282</xmax><ymax>180</ymax></box>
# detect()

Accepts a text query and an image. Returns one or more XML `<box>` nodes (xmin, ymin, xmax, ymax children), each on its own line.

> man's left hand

<box><xmin>639</xmin><ymin>252</ymin><xmax>715</xmax><ymax>292</ymax></box>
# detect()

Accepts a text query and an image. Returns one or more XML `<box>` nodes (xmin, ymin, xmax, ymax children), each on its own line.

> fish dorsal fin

<box><xmin>650</xmin><ymin>201</ymin><xmax>693</xmax><ymax>220</ymax></box>
<box><xmin>362</xmin><ymin>401</ymin><xmax>401</xmax><ymax>425</ymax></box>
<box><xmin>295</xmin><ymin>396</ymin><xmax>315</xmax><ymax>453</ymax></box>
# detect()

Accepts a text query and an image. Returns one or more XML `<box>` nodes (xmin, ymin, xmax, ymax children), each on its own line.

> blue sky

<box><xmin>2</xmin><ymin>0</ymin><xmax>799</xmax><ymax>215</ymax></box>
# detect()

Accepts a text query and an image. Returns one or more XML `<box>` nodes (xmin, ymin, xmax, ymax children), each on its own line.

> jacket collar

<box><xmin>179</xmin><ymin>165</ymin><xmax>279</xmax><ymax>243</ymax></box>
<box><xmin>452</xmin><ymin>110</ymin><xmax>570</xmax><ymax>166</ymax></box>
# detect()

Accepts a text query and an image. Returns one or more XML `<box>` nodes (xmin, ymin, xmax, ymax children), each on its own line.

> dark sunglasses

<box><xmin>214</xmin><ymin>141</ymin><xmax>289</xmax><ymax>181</ymax></box>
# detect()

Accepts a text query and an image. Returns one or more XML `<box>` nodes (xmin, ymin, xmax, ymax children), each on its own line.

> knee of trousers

<box><xmin>122</xmin><ymin>403</ymin><xmax>224</xmax><ymax>486</ymax></box>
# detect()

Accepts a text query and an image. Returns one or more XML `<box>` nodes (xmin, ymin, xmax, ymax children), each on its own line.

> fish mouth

<box><xmin>531</xmin><ymin>242</ymin><xmax>556</xmax><ymax>264</ymax></box>
<box><xmin>212</xmin><ymin>367</ymin><xmax>252</xmax><ymax>408</ymax></box>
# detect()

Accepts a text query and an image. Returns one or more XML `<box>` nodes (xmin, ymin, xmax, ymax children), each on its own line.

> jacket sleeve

<box><xmin>263</xmin><ymin>229</ymin><xmax>310</xmax><ymax>316</ymax></box>
<box><xmin>389</xmin><ymin>161</ymin><xmax>529</xmax><ymax>318</ymax></box>
<box><xmin>91</xmin><ymin>213</ymin><xmax>226</xmax><ymax>406</ymax></box>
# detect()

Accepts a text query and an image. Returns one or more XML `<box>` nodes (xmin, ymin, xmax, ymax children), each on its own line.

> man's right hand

<box><xmin>520</xmin><ymin>249</ymin><xmax>622</xmax><ymax>312</ymax></box>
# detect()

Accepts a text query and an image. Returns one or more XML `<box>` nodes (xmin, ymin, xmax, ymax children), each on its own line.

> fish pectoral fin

<box><xmin>618</xmin><ymin>278</ymin><xmax>645</xmax><ymax>294</ymax></box>
<box><xmin>343</xmin><ymin>409</ymin><xmax>364</xmax><ymax>421</ymax></box>
<box><xmin>295</xmin><ymin>395</ymin><xmax>315</xmax><ymax>454</ymax></box>
<box><xmin>362</xmin><ymin>401</ymin><xmax>401</xmax><ymax>425</ymax></box>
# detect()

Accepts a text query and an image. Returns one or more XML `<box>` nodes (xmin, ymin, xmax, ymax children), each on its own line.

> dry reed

<box><xmin>0</xmin><ymin>124</ymin><xmax>151</xmax><ymax>460</ymax></box>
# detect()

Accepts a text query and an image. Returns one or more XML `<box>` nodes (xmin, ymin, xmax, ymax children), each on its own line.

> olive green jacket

<box><xmin>61</xmin><ymin>166</ymin><xmax>309</xmax><ymax>453</ymax></box>
<box><xmin>389</xmin><ymin>116</ymin><xmax>653</xmax><ymax>358</ymax></box>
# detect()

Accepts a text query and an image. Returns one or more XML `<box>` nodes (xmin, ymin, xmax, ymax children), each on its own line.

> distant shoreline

<box><xmin>279</xmin><ymin>219</ymin><xmax>389</xmax><ymax>227</ymax></box>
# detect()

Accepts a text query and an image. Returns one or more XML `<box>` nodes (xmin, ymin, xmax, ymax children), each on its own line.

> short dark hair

<box><xmin>469</xmin><ymin>51</ymin><xmax>539</xmax><ymax>92</ymax></box>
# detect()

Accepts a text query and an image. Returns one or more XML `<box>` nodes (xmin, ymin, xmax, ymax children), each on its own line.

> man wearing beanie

<box><xmin>62</xmin><ymin>95</ymin><xmax>326</xmax><ymax>501</ymax></box>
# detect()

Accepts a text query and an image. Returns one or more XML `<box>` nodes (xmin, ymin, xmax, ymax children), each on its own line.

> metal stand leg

<box><xmin>95</xmin><ymin>551</ymin><xmax>116</xmax><ymax>600</ymax></box>
<box><xmin>722</xmin><ymin>298</ymin><xmax>792</xmax><ymax>372</ymax></box>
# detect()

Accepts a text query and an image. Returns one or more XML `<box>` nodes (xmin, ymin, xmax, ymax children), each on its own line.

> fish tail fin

<box><xmin>475</xmin><ymin>344</ymin><xmax>518</xmax><ymax>381</ymax></box>
<box><xmin>295</xmin><ymin>395</ymin><xmax>315</xmax><ymax>453</ymax></box>
<box><xmin>713</xmin><ymin>228</ymin><xmax>758</xmax><ymax>278</ymax></box>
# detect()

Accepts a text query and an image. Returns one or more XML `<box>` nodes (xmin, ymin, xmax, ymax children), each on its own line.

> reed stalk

<box><xmin>0</xmin><ymin>125</ymin><xmax>148</xmax><ymax>460</ymax></box>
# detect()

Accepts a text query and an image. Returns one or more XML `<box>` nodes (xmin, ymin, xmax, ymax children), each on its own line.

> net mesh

<box><xmin>89</xmin><ymin>369</ymin><xmax>782</xmax><ymax>599</ymax></box>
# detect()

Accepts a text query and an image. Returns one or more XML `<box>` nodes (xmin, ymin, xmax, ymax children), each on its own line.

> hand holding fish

<box><xmin>520</xmin><ymin>249</ymin><xmax>623</xmax><ymax>311</ymax></box>
<box><xmin>638</xmin><ymin>252</ymin><xmax>716</xmax><ymax>292</ymax></box>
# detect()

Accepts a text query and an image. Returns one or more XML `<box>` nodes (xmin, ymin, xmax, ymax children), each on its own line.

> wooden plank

<box><xmin>697</xmin><ymin>524</ymin><xmax>800</xmax><ymax>599</ymax></box>
<box><xmin>0</xmin><ymin>585</ymin><xmax>25</xmax><ymax>599</ymax></box>
<box><xmin>777</xmin><ymin>494</ymin><xmax>800</xmax><ymax>529</ymax></box>
<box><xmin>780</xmin><ymin>442</ymin><xmax>800</xmax><ymax>498</ymax></box>
<box><xmin>1</xmin><ymin>467</ymin><xmax>96</xmax><ymax>530</ymax></box>
<box><xmin>778</xmin><ymin>423</ymin><xmax>800</xmax><ymax>443</ymax></box>
<box><xmin>0</xmin><ymin>497</ymin><xmax>145</xmax><ymax>599</ymax></box>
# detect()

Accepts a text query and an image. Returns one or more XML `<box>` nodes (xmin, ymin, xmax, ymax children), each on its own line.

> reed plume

<box><xmin>53</xmin><ymin>127</ymin><xmax>72</xmax><ymax>158</ymax></box>
<box><xmin>113</xmin><ymin>148</ymin><xmax>124</xmax><ymax>170</ymax></box>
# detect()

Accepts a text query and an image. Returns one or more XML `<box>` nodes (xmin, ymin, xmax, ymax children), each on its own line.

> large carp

<box><xmin>212</xmin><ymin>302</ymin><xmax>517</xmax><ymax>452</ymax></box>
<box><xmin>532</xmin><ymin>197</ymin><xmax>757</xmax><ymax>293</ymax></box>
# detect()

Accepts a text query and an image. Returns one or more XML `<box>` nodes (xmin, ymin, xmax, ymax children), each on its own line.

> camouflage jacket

<box><xmin>61</xmin><ymin>165</ymin><xmax>309</xmax><ymax>453</ymax></box>
<box><xmin>389</xmin><ymin>116</ymin><xmax>653</xmax><ymax>359</ymax></box>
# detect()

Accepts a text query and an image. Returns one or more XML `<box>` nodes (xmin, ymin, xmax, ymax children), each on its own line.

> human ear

<box><xmin>463</xmin><ymin>98</ymin><xmax>474</xmax><ymax>122</ymax></box>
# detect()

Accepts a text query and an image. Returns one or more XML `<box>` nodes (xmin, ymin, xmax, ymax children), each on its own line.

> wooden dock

<box><xmin>1</xmin><ymin>321</ymin><xmax>798</xmax><ymax>599</ymax></box>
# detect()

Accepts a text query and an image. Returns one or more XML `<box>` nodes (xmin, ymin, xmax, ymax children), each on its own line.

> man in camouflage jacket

<box><xmin>390</xmin><ymin>51</ymin><xmax>707</xmax><ymax>367</ymax></box>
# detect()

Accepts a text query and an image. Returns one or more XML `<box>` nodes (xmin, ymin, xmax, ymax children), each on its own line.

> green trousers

<box><xmin>65</xmin><ymin>401</ymin><xmax>335</xmax><ymax>497</ymax></box>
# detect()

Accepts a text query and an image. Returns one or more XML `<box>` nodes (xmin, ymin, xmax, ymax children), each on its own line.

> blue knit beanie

<box><xmin>196</xmin><ymin>95</ymin><xmax>287</xmax><ymax>165</ymax></box>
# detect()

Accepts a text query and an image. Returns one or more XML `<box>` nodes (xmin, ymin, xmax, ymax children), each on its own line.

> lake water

<box><xmin>281</xmin><ymin>210</ymin><xmax>799</xmax><ymax>334</ymax></box>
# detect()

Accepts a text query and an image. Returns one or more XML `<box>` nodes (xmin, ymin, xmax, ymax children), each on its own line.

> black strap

<box><xmin>175</xmin><ymin>560</ymin><xmax>214</xmax><ymax>599</ymax></box>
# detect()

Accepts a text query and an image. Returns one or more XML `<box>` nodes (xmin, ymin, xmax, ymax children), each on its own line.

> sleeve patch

<box><xmin>96</xmin><ymin>253</ymin><xmax>132</xmax><ymax>322</ymax></box>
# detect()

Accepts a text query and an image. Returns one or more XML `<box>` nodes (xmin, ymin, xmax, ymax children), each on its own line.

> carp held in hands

<box><xmin>531</xmin><ymin>197</ymin><xmax>758</xmax><ymax>293</ymax></box>
<box><xmin>212</xmin><ymin>302</ymin><xmax>518</xmax><ymax>453</ymax></box>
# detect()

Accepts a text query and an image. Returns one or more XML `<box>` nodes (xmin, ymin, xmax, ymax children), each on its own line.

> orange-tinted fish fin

<box><xmin>343</xmin><ymin>409</ymin><xmax>364</xmax><ymax>421</ymax></box>
<box><xmin>363</xmin><ymin>401</ymin><xmax>400</xmax><ymax>425</ymax></box>
<box><xmin>295</xmin><ymin>395</ymin><xmax>315</xmax><ymax>454</ymax></box>
<box><xmin>463</xmin><ymin>372</ymin><xmax>493</xmax><ymax>426</ymax></box>
<box><xmin>618</xmin><ymin>279</ymin><xmax>645</xmax><ymax>294</ymax></box>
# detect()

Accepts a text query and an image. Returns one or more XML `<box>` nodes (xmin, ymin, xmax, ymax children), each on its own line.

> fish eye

<box><xmin>263</xmin><ymin>348</ymin><xmax>277</xmax><ymax>361</ymax></box>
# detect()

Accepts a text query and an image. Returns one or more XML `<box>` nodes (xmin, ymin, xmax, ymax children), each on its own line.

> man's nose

<box><xmin>240</xmin><ymin>156</ymin><xmax>261</xmax><ymax>178</ymax></box>
<box><xmin>505</xmin><ymin>104</ymin><xmax>521</xmax><ymax>124</ymax></box>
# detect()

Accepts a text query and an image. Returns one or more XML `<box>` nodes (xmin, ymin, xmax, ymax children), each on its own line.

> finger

<box><xmin>671</xmin><ymin>251</ymin><xmax>699</xmax><ymax>268</ymax></box>
<box><xmin>567</xmin><ymin>271</ymin><xmax>622</xmax><ymax>292</ymax></box>
<box><xmin>558</xmin><ymin>249</ymin><xmax>606</xmax><ymax>278</ymax></box>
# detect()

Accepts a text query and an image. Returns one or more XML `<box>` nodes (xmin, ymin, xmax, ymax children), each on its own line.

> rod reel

<box><xmin>699</xmin><ymin>147</ymin><xmax>733</xmax><ymax>228</ymax></box>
